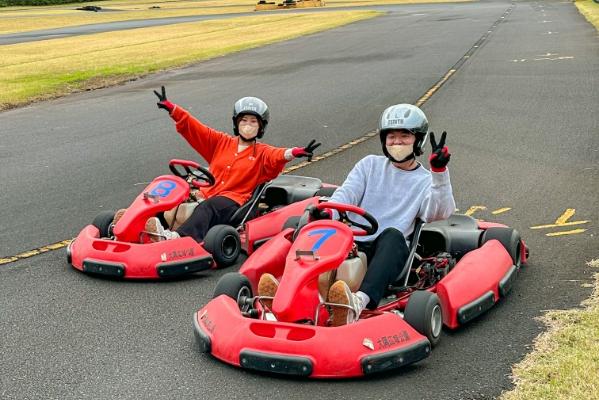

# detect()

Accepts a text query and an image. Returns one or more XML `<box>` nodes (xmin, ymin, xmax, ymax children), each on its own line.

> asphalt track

<box><xmin>1</xmin><ymin>1</ymin><xmax>598</xmax><ymax>399</ymax></box>
<box><xmin>0</xmin><ymin>3</ymin><xmax>508</xmax><ymax>45</ymax></box>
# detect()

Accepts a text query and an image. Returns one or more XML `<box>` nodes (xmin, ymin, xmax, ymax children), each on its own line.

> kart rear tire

<box><xmin>213</xmin><ymin>272</ymin><xmax>253</xmax><ymax>301</ymax></box>
<box><xmin>404</xmin><ymin>291</ymin><xmax>443</xmax><ymax>347</ymax></box>
<box><xmin>480</xmin><ymin>227</ymin><xmax>522</xmax><ymax>267</ymax></box>
<box><xmin>204</xmin><ymin>225</ymin><xmax>240</xmax><ymax>268</ymax></box>
<box><xmin>92</xmin><ymin>211</ymin><xmax>116</xmax><ymax>238</ymax></box>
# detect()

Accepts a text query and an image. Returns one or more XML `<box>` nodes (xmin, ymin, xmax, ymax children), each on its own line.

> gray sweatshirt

<box><xmin>329</xmin><ymin>155</ymin><xmax>456</xmax><ymax>241</ymax></box>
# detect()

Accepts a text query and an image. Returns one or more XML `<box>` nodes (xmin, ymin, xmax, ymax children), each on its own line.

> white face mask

<box><xmin>239</xmin><ymin>124</ymin><xmax>258</xmax><ymax>139</ymax></box>
<box><xmin>386</xmin><ymin>144</ymin><xmax>413</xmax><ymax>162</ymax></box>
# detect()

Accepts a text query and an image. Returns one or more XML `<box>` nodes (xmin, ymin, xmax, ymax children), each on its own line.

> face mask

<box><xmin>239</xmin><ymin>124</ymin><xmax>258</xmax><ymax>139</ymax></box>
<box><xmin>386</xmin><ymin>144</ymin><xmax>413</xmax><ymax>162</ymax></box>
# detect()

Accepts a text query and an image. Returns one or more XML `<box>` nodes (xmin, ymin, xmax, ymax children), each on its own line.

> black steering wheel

<box><xmin>169</xmin><ymin>159</ymin><xmax>215</xmax><ymax>189</ymax></box>
<box><xmin>294</xmin><ymin>202</ymin><xmax>378</xmax><ymax>237</ymax></box>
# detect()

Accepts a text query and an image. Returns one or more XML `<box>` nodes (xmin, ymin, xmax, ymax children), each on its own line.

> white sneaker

<box><xmin>144</xmin><ymin>217</ymin><xmax>180</xmax><ymax>242</ymax></box>
<box><xmin>327</xmin><ymin>280</ymin><xmax>365</xmax><ymax>326</ymax></box>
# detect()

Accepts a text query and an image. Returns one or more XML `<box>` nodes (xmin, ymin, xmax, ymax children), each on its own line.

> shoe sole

<box><xmin>113</xmin><ymin>209</ymin><xmax>126</xmax><ymax>226</ymax></box>
<box><xmin>258</xmin><ymin>274</ymin><xmax>278</xmax><ymax>309</ymax></box>
<box><xmin>328</xmin><ymin>281</ymin><xmax>351</xmax><ymax>327</ymax></box>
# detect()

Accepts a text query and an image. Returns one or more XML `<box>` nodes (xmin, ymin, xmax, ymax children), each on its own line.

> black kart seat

<box><xmin>261</xmin><ymin>175</ymin><xmax>323</xmax><ymax>208</ymax></box>
<box><xmin>419</xmin><ymin>214</ymin><xmax>482</xmax><ymax>259</ymax></box>
<box><xmin>228</xmin><ymin>183</ymin><xmax>267</xmax><ymax>227</ymax></box>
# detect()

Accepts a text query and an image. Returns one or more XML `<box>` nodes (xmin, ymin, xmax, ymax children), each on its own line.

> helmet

<box><xmin>232</xmin><ymin>97</ymin><xmax>270</xmax><ymax>139</ymax></box>
<box><xmin>378</xmin><ymin>104</ymin><xmax>429</xmax><ymax>161</ymax></box>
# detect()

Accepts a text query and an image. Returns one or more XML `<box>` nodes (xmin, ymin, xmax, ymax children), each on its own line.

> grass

<box><xmin>575</xmin><ymin>0</ymin><xmax>599</xmax><ymax>31</ymax></box>
<box><xmin>0</xmin><ymin>11</ymin><xmax>380</xmax><ymax>109</ymax></box>
<box><xmin>0</xmin><ymin>0</ymin><xmax>469</xmax><ymax>34</ymax></box>
<box><xmin>500</xmin><ymin>259</ymin><xmax>599</xmax><ymax>400</ymax></box>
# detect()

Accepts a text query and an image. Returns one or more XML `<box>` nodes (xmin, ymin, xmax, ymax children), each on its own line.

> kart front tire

<box><xmin>92</xmin><ymin>211</ymin><xmax>116</xmax><ymax>238</ymax></box>
<box><xmin>204</xmin><ymin>225</ymin><xmax>240</xmax><ymax>268</ymax></box>
<box><xmin>480</xmin><ymin>227</ymin><xmax>522</xmax><ymax>267</ymax></box>
<box><xmin>404</xmin><ymin>291</ymin><xmax>443</xmax><ymax>347</ymax></box>
<box><xmin>213</xmin><ymin>272</ymin><xmax>253</xmax><ymax>301</ymax></box>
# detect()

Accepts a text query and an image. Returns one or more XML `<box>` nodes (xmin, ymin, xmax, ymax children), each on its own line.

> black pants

<box><xmin>357</xmin><ymin>228</ymin><xmax>410</xmax><ymax>309</ymax></box>
<box><xmin>176</xmin><ymin>196</ymin><xmax>239</xmax><ymax>242</ymax></box>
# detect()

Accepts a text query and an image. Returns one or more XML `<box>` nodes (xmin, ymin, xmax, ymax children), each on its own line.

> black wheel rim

<box><xmin>237</xmin><ymin>286</ymin><xmax>252</xmax><ymax>313</ymax></box>
<box><xmin>221</xmin><ymin>234</ymin><xmax>238</xmax><ymax>258</ymax></box>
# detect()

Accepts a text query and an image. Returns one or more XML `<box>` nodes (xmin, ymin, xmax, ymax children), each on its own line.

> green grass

<box><xmin>0</xmin><ymin>0</ymin><xmax>468</xmax><ymax>34</ymax></box>
<box><xmin>0</xmin><ymin>11</ymin><xmax>380</xmax><ymax>109</ymax></box>
<box><xmin>500</xmin><ymin>259</ymin><xmax>599</xmax><ymax>400</ymax></box>
<box><xmin>575</xmin><ymin>0</ymin><xmax>599</xmax><ymax>31</ymax></box>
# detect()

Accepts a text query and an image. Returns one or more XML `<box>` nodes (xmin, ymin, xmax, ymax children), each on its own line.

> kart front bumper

<box><xmin>193</xmin><ymin>296</ymin><xmax>431</xmax><ymax>378</ymax></box>
<box><xmin>69</xmin><ymin>225</ymin><xmax>214</xmax><ymax>279</ymax></box>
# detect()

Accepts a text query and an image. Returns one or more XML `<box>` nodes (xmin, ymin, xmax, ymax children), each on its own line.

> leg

<box><xmin>176</xmin><ymin>196</ymin><xmax>239</xmax><ymax>242</ymax></box>
<box><xmin>358</xmin><ymin>228</ymin><xmax>410</xmax><ymax>309</ymax></box>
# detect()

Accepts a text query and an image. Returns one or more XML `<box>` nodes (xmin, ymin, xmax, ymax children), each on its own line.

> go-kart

<box><xmin>67</xmin><ymin>159</ymin><xmax>336</xmax><ymax>279</ymax></box>
<box><xmin>192</xmin><ymin>201</ymin><xmax>529</xmax><ymax>378</ymax></box>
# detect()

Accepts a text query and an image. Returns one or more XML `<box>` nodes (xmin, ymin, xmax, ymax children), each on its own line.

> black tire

<box><xmin>213</xmin><ymin>272</ymin><xmax>253</xmax><ymax>301</ymax></box>
<box><xmin>404</xmin><ymin>291</ymin><xmax>443</xmax><ymax>347</ymax></box>
<box><xmin>480</xmin><ymin>227</ymin><xmax>522</xmax><ymax>267</ymax></box>
<box><xmin>203</xmin><ymin>225</ymin><xmax>241</xmax><ymax>267</ymax></box>
<box><xmin>92</xmin><ymin>211</ymin><xmax>116</xmax><ymax>238</ymax></box>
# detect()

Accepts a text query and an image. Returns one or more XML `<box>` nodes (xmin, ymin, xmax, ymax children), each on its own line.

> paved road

<box><xmin>1</xmin><ymin>1</ymin><xmax>598</xmax><ymax>399</ymax></box>
<box><xmin>1</xmin><ymin>2</ymin><xmax>496</xmax><ymax>45</ymax></box>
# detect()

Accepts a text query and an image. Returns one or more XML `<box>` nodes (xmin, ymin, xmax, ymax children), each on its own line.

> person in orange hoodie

<box><xmin>117</xmin><ymin>86</ymin><xmax>320</xmax><ymax>243</ymax></box>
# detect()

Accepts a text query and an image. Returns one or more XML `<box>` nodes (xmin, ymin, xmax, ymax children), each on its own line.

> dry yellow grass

<box><xmin>575</xmin><ymin>0</ymin><xmax>599</xmax><ymax>32</ymax></box>
<box><xmin>0</xmin><ymin>11</ymin><xmax>379</xmax><ymax>109</ymax></box>
<box><xmin>500</xmin><ymin>259</ymin><xmax>599</xmax><ymax>400</ymax></box>
<box><xmin>0</xmin><ymin>0</ymin><xmax>469</xmax><ymax>34</ymax></box>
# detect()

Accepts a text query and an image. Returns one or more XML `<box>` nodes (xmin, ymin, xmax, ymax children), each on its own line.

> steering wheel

<box><xmin>169</xmin><ymin>159</ymin><xmax>215</xmax><ymax>189</ymax></box>
<box><xmin>316</xmin><ymin>202</ymin><xmax>378</xmax><ymax>236</ymax></box>
<box><xmin>294</xmin><ymin>202</ymin><xmax>378</xmax><ymax>238</ymax></box>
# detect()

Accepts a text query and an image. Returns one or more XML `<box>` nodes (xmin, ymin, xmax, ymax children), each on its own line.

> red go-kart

<box><xmin>193</xmin><ymin>200</ymin><xmax>528</xmax><ymax>378</ymax></box>
<box><xmin>67</xmin><ymin>159</ymin><xmax>336</xmax><ymax>279</ymax></box>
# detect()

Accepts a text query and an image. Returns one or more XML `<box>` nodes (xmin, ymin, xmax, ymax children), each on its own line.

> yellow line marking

<box><xmin>492</xmin><ymin>207</ymin><xmax>511</xmax><ymax>215</ymax></box>
<box><xmin>546</xmin><ymin>229</ymin><xmax>587</xmax><ymax>237</ymax></box>
<box><xmin>555</xmin><ymin>208</ymin><xmax>576</xmax><ymax>224</ymax></box>
<box><xmin>464</xmin><ymin>205</ymin><xmax>487</xmax><ymax>216</ymax></box>
<box><xmin>530</xmin><ymin>220</ymin><xmax>589</xmax><ymax>229</ymax></box>
<box><xmin>530</xmin><ymin>208</ymin><xmax>589</xmax><ymax>229</ymax></box>
<box><xmin>0</xmin><ymin>239</ymin><xmax>72</xmax><ymax>266</ymax></box>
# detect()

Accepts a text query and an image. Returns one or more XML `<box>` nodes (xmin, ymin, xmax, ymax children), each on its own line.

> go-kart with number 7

<box><xmin>193</xmin><ymin>200</ymin><xmax>528</xmax><ymax>378</ymax></box>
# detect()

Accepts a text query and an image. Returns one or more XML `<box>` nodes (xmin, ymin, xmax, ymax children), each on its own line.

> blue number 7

<box><xmin>308</xmin><ymin>229</ymin><xmax>336</xmax><ymax>251</ymax></box>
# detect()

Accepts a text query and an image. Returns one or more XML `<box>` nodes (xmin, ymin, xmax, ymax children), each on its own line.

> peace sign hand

<box><xmin>153</xmin><ymin>86</ymin><xmax>175</xmax><ymax>113</ymax></box>
<box><xmin>428</xmin><ymin>131</ymin><xmax>451</xmax><ymax>172</ymax></box>
<box><xmin>291</xmin><ymin>139</ymin><xmax>322</xmax><ymax>162</ymax></box>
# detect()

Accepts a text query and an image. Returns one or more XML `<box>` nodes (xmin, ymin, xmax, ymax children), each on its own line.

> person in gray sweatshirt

<box><xmin>257</xmin><ymin>103</ymin><xmax>455</xmax><ymax>326</ymax></box>
<box><xmin>324</xmin><ymin>104</ymin><xmax>456</xmax><ymax>326</ymax></box>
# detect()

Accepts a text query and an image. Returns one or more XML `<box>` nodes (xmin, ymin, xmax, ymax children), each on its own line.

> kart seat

<box><xmin>228</xmin><ymin>183</ymin><xmax>268</xmax><ymax>227</ymax></box>
<box><xmin>261</xmin><ymin>175</ymin><xmax>324</xmax><ymax>209</ymax></box>
<box><xmin>419</xmin><ymin>214</ymin><xmax>482</xmax><ymax>260</ymax></box>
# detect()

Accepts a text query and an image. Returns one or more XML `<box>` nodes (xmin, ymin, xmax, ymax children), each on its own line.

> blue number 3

<box><xmin>150</xmin><ymin>180</ymin><xmax>177</xmax><ymax>198</ymax></box>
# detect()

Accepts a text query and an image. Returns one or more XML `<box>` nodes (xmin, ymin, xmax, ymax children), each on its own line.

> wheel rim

<box><xmin>237</xmin><ymin>285</ymin><xmax>252</xmax><ymax>312</ymax></box>
<box><xmin>221</xmin><ymin>234</ymin><xmax>238</xmax><ymax>258</ymax></box>
<box><xmin>431</xmin><ymin>304</ymin><xmax>442</xmax><ymax>338</ymax></box>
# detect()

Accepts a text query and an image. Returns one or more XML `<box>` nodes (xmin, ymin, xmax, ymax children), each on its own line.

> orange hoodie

<box><xmin>170</xmin><ymin>106</ymin><xmax>288</xmax><ymax>205</ymax></box>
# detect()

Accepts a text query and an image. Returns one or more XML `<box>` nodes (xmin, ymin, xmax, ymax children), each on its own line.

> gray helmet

<box><xmin>378</xmin><ymin>104</ymin><xmax>429</xmax><ymax>161</ymax></box>
<box><xmin>232</xmin><ymin>97</ymin><xmax>270</xmax><ymax>139</ymax></box>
